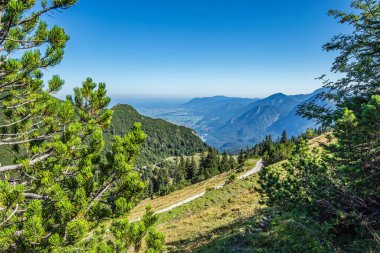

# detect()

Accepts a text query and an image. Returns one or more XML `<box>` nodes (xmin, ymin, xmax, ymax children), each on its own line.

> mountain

<box><xmin>183</xmin><ymin>96</ymin><xmax>256</xmax><ymax>113</ymax></box>
<box><xmin>104</xmin><ymin>104</ymin><xmax>207</xmax><ymax>165</ymax></box>
<box><xmin>206</xmin><ymin>90</ymin><xmax>327</xmax><ymax>150</ymax></box>
<box><xmin>131</xmin><ymin>89</ymin><xmax>327</xmax><ymax>151</ymax></box>
<box><xmin>267</xmin><ymin>90</ymin><xmax>327</xmax><ymax>138</ymax></box>
<box><xmin>181</xmin><ymin>96</ymin><xmax>258</xmax><ymax>137</ymax></box>
<box><xmin>203</xmin><ymin>93</ymin><xmax>298</xmax><ymax>150</ymax></box>
<box><xmin>182</xmin><ymin>96</ymin><xmax>257</xmax><ymax>128</ymax></box>
<box><xmin>289</xmin><ymin>87</ymin><xmax>326</xmax><ymax>102</ymax></box>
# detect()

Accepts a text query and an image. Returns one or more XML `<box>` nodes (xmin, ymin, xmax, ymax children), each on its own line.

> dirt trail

<box><xmin>130</xmin><ymin>159</ymin><xmax>263</xmax><ymax>222</ymax></box>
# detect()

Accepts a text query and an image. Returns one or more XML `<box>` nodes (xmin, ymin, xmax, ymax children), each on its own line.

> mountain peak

<box><xmin>269</xmin><ymin>92</ymin><xmax>287</xmax><ymax>98</ymax></box>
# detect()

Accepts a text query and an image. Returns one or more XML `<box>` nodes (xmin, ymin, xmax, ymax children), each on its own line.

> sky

<box><xmin>44</xmin><ymin>0</ymin><xmax>352</xmax><ymax>99</ymax></box>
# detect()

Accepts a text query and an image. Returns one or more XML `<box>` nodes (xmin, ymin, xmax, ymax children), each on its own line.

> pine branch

<box><xmin>24</xmin><ymin>193</ymin><xmax>49</xmax><ymax>200</ymax></box>
<box><xmin>0</xmin><ymin>204</ymin><xmax>18</xmax><ymax>227</ymax></box>
<box><xmin>85</xmin><ymin>179</ymin><xmax>115</xmax><ymax>213</ymax></box>
<box><xmin>0</xmin><ymin>152</ymin><xmax>52</xmax><ymax>173</ymax></box>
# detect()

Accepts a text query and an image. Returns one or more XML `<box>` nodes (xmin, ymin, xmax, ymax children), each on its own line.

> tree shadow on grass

<box><xmin>166</xmin><ymin>215</ymin><xmax>264</xmax><ymax>253</ymax></box>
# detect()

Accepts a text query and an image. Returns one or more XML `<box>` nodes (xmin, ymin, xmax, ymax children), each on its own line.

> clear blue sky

<box><xmin>45</xmin><ymin>0</ymin><xmax>351</xmax><ymax>98</ymax></box>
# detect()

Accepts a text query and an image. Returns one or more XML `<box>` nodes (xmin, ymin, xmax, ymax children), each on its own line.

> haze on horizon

<box><xmin>47</xmin><ymin>0</ymin><xmax>350</xmax><ymax>99</ymax></box>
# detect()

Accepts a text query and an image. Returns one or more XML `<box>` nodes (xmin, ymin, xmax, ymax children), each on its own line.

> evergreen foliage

<box><xmin>245</xmin><ymin>128</ymin><xmax>322</xmax><ymax>166</ymax></box>
<box><xmin>0</xmin><ymin>1</ymin><xmax>163</xmax><ymax>252</ymax></box>
<box><xmin>259</xmin><ymin>1</ymin><xmax>380</xmax><ymax>250</ymax></box>
<box><xmin>141</xmin><ymin>148</ymin><xmax>239</xmax><ymax>198</ymax></box>
<box><xmin>105</xmin><ymin>104</ymin><xmax>207</xmax><ymax>166</ymax></box>
<box><xmin>280</xmin><ymin>130</ymin><xmax>287</xmax><ymax>143</ymax></box>
<box><xmin>237</xmin><ymin>149</ymin><xmax>245</xmax><ymax>165</ymax></box>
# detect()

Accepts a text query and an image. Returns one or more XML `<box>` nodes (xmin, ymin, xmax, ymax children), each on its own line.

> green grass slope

<box><xmin>156</xmin><ymin>169</ymin><xmax>262</xmax><ymax>252</ymax></box>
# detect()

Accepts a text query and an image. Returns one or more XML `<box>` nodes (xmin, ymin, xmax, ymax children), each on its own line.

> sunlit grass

<box><xmin>156</xmin><ymin>173</ymin><xmax>263</xmax><ymax>252</ymax></box>
<box><xmin>128</xmin><ymin>159</ymin><xmax>258</xmax><ymax>221</ymax></box>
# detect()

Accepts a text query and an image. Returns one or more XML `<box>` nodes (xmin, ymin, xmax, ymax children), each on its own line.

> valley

<box><xmin>124</xmin><ymin>89</ymin><xmax>326</xmax><ymax>151</ymax></box>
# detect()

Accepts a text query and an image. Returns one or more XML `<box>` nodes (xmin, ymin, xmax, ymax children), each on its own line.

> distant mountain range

<box><xmin>121</xmin><ymin>88</ymin><xmax>329</xmax><ymax>151</ymax></box>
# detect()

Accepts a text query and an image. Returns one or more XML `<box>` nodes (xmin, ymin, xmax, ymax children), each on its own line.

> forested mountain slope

<box><xmin>104</xmin><ymin>104</ymin><xmax>207</xmax><ymax>165</ymax></box>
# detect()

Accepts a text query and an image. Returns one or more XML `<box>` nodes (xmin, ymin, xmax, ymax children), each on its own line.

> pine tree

<box><xmin>173</xmin><ymin>156</ymin><xmax>186</xmax><ymax>185</ymax></box>
<box><xmin>262</xmin><ymin>135</ymin><xmax>274</xmax><ymax>154</ymax></box>
<box><xmin>219</xmin><ymin>151</ymin><xmax>229</xmax><ymax>172</ymax></box>
<box><xmin>253</xmin><ymin>144</ymin><xmax>261</xmax><ymax>157</ymax></box>
<box><xmin>262</xmin><ymin>1</ymin><xmax>380</xmax><ymax>249</ymax></box>
<box><xmin>0</xmin><ymin>1</ymin><xmax>160</xmax><ymax>251</ymax></box>
<box><xmin>186</xmin><ymin>156</ymin><xmax>197</xmax><ymax>180</ymax></box>
<box><xmin>199</xmin><ymin>151</ymin><xmax>206</xmax><ymax>170</ymax></box>
<box><xmin>156</xmin><ymin>168</ymin><xmax>170</xmax><ymax>196</ymax></box>
<box><xmin>202</xmin><ymin>147</ymin><xmax>212</xmax><ymax>169</ymax></box>
<box><xmin>203</xmin><ymin>147</ymin><xmax>219</xmax><ymax>177</ymax></box>
<box><xmin>185</xmin><ymin>157</ymin><xmax>190</xmax><ymax>169</ymax></box>
<box><xmin>281</xmin><ymin>130</ymin><xmax>288</xmax><ymax>143</ymax></box>
<box><xmin>237</xmin><ymin>149</ymin><xmax>245</xmax><ymax>165</ymax></box>
<box><xmin>145</xmin><ymin>227</ymin><xmax>165</xmax><ymax>253</ymax></box>
<box><xmin>299</xmin><ymin>0</ymin><xmax>380</xmax><ymax>126</ymax></box>
<box><xmin>228</xmin><ymin>155</ymin><xmax>237</xmax><ymax>170</ymax></box>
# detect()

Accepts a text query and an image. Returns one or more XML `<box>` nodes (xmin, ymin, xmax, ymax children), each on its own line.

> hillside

<box><xmin>132</xmin><ymin>89</ymin><xmax>327</xmax><ymax>151</ymax></box>
<box><xmin>156</xmin><ymin>131</ymin><xmax>377</xmax><ymax>253</ymax></box>
<box><xmin>104</xmin><ymin>104</ymin><xmax>207</xmax><ymax>165</ymax></box>
<box><xmin>129</xmin><ymin>135</ymin><xmax>333</xmax><ymax>252</ymax></box>
<box><xmin>119</xmin><ymin>135</ymin><xmax>329</xmax><ymax>252</ymax></box>
<box><xmin>158</xmin><ymin>173</ymin><xmax>262</xmax><ymax>252</ymax></box>
<box><xmin>129</xmin><ymin>158</ymin><xmax>259</xmax><ymax>221</ymax></box>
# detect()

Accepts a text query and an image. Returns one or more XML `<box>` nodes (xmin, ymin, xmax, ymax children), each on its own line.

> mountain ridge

<box><xmin>129</xmin><ymin>88</ymin><xmax>328</xmax><ymax>151</ymax></box>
